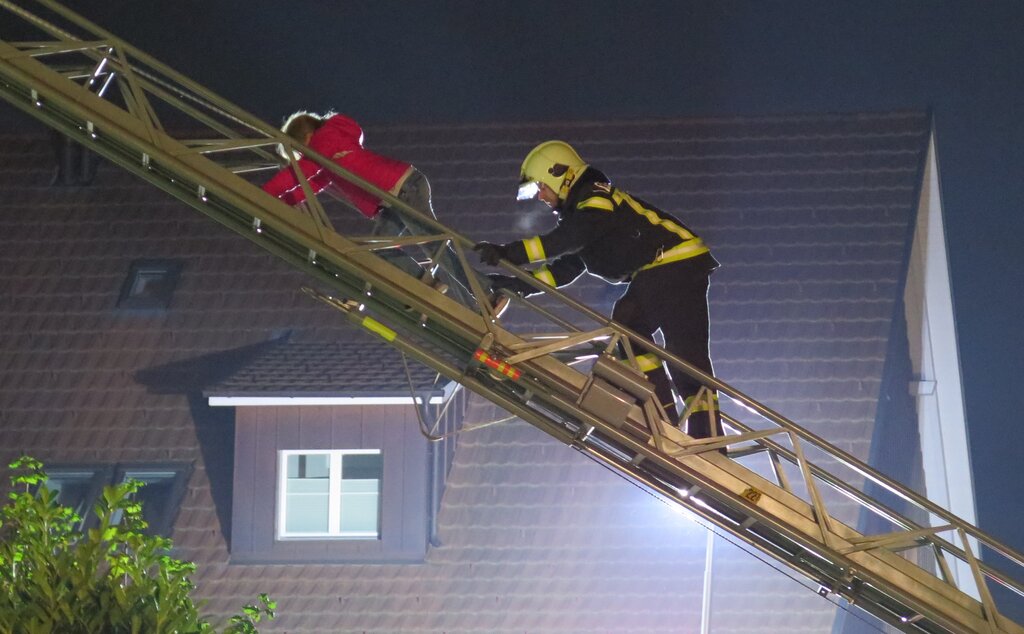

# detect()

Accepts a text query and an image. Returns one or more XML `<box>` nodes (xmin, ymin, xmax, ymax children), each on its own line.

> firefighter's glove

<box><xmin>474</xmin><ymin>241</ymin><xmax>507</xmax><ymax>266</ymax></box>
<box><xmin>487</xmin><ymin>273</ymin><xmax>535</xmax><ymax>298</ymax></box>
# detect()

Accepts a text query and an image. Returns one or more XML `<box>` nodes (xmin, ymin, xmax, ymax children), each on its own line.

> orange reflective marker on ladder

<box><xmin>473</xmin><ymin>348</ymin><xmax>522</xmax><ymax>381</ymax></box>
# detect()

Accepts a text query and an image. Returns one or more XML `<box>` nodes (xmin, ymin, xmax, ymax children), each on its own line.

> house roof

<box><xmin>206</xmin><ymin>339</ymin><xmax>448</xmax><ymax>398</ymax></box>
<box><xmin>0</xmin><ymin>110</ymin><xmax>931</xmax><ymax>632</ymax></box>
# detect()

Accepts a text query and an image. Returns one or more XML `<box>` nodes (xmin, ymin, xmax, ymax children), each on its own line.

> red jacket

<box><xmin>262</xmin><ymin>114</ymin><xmax>412</xmax><ymax>217</ymax></box>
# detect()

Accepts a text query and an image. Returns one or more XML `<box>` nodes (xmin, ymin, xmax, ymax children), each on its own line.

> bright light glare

<box><xmin>209</xmin><ymin>395</ymin><xmax>443</xmax><ymax>406</ymax></box>
<box><xmin>567</xmin><ymin>354</ymin><xmax>598</xmax><ymax>366</ymax></box>
<box><xmin>666</xmin><ymin>499</ymin><xmax>700</xmax><ymax>524</ymax></box>
<box><xmin>517</xmin><ymin>181</ymin><xmax>539</xmax><ymax>201</ymax></box>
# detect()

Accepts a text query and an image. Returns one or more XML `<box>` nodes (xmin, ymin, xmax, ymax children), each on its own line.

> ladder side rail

<box><xmin>1</xmin><ymin>0</ymin><xmax>337</xmax><ymax>199</ymax></box>
<box><xmin>3</xmin><ymin>0</ymin><xmax>647</xmax><ymax>334</ymax></box>
<box><xmin>630</xmin><ymin>439</ymin><xmax>1007</xmax><ymax>632</ymax></box>
<box><xmin>16</xmin><ymin>0</ymin><xmax>270</xmax><ymax>135</ymax></box>
<box><xmin>317</xmin><ymin>274</ymin><xmax>978</xmax><ymax>634</ymax></box>
<box><xmin>0</xmin><ymin>48</ymin><xmax>508</xmax><ymax>352</ymax></box>
<box><xmin>0</xmin><ymin>48</ymin><xmax>324</xmax><ymax>279</ymax></box>
<box><xmin>5</xmin><ymin>31</ymin><xmax>279</xmax><ymax>165</ymax></box>
<box><xmin>6</xmin><ymin>43</ymin><xmax>999</xmax><ymax>634</ymax></box>
<box><xmin>721</xmin><ymin>410</ymin><xmax>1024</xmax><ymax>601</ymax></box>
<box><xmin>617</xmin><ymin>311</ymin><xmax>1024</xmax><ymax>572</ymax></box>
<box><xmin>1</xmin><ymin>33</ymin><xmax>521</xmax><ymax>419</ymax></box>
<box><xmin>0</xmin><ymin>29</ymin><xmax>611</xmax><ymax>412</ymax></box>
<box><xmin>0</xmin><ymin>2</ymin><xmax>776</xmax><ymax>361</ymax></box>
<box><xmin>581</xmin><ymin>444</ymin><xmax>954</xmax><ymax>634</ymax></box>
<box><xmin>532</xmin><ymin>388</ymin><xmax>1006</xmax><ymax>634</ymax></box>
<box><xmin>313</xmin><ymin>290</ymin><xmax>582</xmax><ymax>451</ymax></box>
<box><xmin>11</xmin><ymin>0</ymin><xmax>488</xmax><ymax>257</ymax></box>
<box><xmin>447</xmin><ymin>214</ymin><xmax>1022</xmax><ymax>595</ymax></box>
<box><xmin>128</xmin><ymin>76</ymin><xmax>279</xmax><ymax>164</ymax></box>
<box><xmin>494</xmin><ymin>277</ymin><xmax>1024</xmax><ymax>586</ymax></box>
<box><xmin>490</xmin><ymin>284</ymin><xmax>1022</xmax><ymax>627</ymax></box>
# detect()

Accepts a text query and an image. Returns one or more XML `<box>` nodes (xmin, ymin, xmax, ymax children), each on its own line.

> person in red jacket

<box><xmin>263</xmin><ymin>111</ymin><xmax>412</xmax><ymax>219</ymax></box>
<box><xmin>263</xmin><ymin>111</ymin><xmax>493</xmax><ymax>309</ymax></box>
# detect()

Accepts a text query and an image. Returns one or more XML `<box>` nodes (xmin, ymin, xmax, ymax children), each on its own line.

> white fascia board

<box><xmin>904</xmin><ymin>130</ymin><xmax>979</xmax><ymax>593</ymax></box>
<box><xmin>208</xmin><ymin>395</ymin><xmax>443</xmax><ymax>407</ymax></box>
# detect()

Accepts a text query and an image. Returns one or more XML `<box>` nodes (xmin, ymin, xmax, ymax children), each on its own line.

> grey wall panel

<box><xmin>230</xmin><ymin>409</ymin><xmax>257</xmax><ymax>555</ymax></box>
<box><xmin>232</xmin><ymin>403</ymin><xmax>428</xmax><ymax>563</ymax></box>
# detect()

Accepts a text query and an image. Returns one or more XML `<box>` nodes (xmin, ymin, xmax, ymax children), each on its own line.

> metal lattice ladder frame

<box><xmin>2</xmin><ymin>2</ymin><xmax>1022</xmax><ymax>632</ymax></box>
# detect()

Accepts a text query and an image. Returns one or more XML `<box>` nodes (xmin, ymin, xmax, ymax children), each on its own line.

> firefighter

<box><xmin>475</xmin><ymin>141</ymin><xmax>722</xmax><ymax>440</ymax></box>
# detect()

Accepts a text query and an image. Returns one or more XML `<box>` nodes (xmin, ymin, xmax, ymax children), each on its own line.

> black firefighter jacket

<box><xmin>501</xmin><ymin>167</ymin><xmax>719</xmax><ymax>290</ymax></box>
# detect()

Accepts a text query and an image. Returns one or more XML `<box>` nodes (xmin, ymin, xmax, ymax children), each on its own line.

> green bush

<box><xmin>0</xmin><ymin>456</ymin><xmax>275</xmax><ymax>634</ymax></box>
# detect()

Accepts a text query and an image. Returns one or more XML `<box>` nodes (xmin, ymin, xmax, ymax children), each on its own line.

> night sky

<box><xmin>3</xmin><ymin>0</ymin><xmax>1022</xmax><ymax>554</ymax></box>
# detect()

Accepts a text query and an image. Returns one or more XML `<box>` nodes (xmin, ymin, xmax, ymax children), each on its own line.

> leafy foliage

<box><xmin>0</xmin><ymin>456</ymin><xmax>276</xmax><ymax>634</ymax></box>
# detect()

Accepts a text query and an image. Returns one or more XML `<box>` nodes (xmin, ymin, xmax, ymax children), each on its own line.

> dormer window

<box><xmin>206</xmin><ymin>339</ymin><xmax>463</xmax><ymax>564</ymax></box>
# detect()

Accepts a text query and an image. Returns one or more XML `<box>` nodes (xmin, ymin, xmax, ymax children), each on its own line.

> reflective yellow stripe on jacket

<box><xmin>612</xmin><ymin>189</ymin><xmax>695</xmax><ymax>242</ymax></box>
<box><xmin>635</xmin><ymin>353</ymin><xmax>662</xmax><ymax>373</ymax></box>
<box><xmin>533</xmin><ymin>265</ymin><xmax>556</xmax><ymax>287</ymax></box>
<box><xmin>638</xmin><ymin>239</ymin><xmax>709</xmax><ymax>272</ymax></box>
<box><xmin>522</xmin><ymin>236</ymin><xmax>546</xmax><ymax>262</ymax></box>
<box><xmin>578</xmin><ymin>196</ymin><xmax>615</xmax><ymax>212</ymax></box>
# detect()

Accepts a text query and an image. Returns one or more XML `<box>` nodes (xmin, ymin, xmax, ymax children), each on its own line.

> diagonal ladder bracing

<box><xmin>1</xmin><ymin>2</ymin><xmax>1022</xmax><ymax>632</ymax></box>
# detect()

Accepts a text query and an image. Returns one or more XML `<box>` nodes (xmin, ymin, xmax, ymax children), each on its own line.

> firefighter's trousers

<box><xmin>611</xmin><ymin>261</ymin><xmax>723</xmax><ymax>440</ymax></box>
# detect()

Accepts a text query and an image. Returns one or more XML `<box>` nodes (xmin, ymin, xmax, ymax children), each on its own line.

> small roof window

<box><xmin>117</xmin><ymin>259</ymin><xmax>183</xmax><ymax>310</ymax></box>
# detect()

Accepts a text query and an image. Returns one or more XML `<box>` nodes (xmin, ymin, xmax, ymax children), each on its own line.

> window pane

<box><xmin>287</xmin><ymin>454</ymin><xmax>329</xmax><ymax>479</ymax></box>
<box><xmin>122</xmin><ymin>470</ymin><xmax>180</xmax><ymax>536</ymax></box>
<box><xmin>131</xmin><ymin>270</ymin><xmax>168</xmax><ymax>297</ymax></box>
<box><xmin>47</xmin><ymin>472</ymin><xmax>100</xmax><ymax>521</ymax></box>
<box><xmin>285</xmin><ymin>454</ymin><xmax>330</xmax><ymax>534</ymax></box>
<box><xmin>339</xmin><ymin>484</ymin><xmax>379</xmax><ymax>534</ymax></box>
<box><xmin>339</xmin><ymin>453</ymin><xmax>381</xmax><ymax>535</ymax></box>
<box><xmin>341</xmin><ymin>479</ymin><xmax>379</xmax><ymax>494</ymax></box>
<box><xmin>342</xmin><ymin>453</ymin><xmax>381</xmax><ymax>480</ymax></box>
<box><xmin>117</xmin><ymin>259</ymin><xmax>182</xmax><ymax>309</ymax></box>
<box><xmin>285</xmin><ymin>493</ymin><xmax>330</xmax><ymax>533</ymax></box>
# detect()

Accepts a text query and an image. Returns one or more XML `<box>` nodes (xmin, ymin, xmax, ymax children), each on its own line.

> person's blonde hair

<box><xmin>277</xmin><ymin>110</ymin><xmax>335</xmax><ymax>159</ymax></box>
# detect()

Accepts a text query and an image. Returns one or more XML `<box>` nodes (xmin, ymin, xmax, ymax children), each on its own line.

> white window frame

<box><xmin>276</xmin><ymin>449</ymin><xmax>381</xmax><ymax>540</ymax></box>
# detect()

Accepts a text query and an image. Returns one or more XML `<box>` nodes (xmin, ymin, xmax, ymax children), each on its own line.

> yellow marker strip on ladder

<box><xmin>361</xmin><ymin>316</ymin><xmax>396</xmax><ymax>342</ymax></box>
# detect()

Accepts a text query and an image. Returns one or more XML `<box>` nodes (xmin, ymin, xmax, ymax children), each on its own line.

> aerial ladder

<box><xmin>1</xmin><ymin>2</ymin><xmax>1022</xmax><ymax>632</ymax></box>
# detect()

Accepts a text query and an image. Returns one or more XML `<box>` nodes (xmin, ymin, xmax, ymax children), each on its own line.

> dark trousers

<box><xmin>611</xmin><ymin>261</ymin><xmax>722</xmax><ymax>439</ymax></box>
<box><xmin>375</xmin><ymin>170</ymin><xmax>478</xmax><ymax>305</ymax></box>
<box><xmin>372</xmin><ymin>170</ymin><xmax>438</xmax><ymax>278</ymax></box>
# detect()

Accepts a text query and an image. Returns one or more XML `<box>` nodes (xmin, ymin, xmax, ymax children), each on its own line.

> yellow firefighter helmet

<box><xmin>517</xmin><ymin>140</ymin><xmax>586</xmax><ymax>201</ymax></box>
